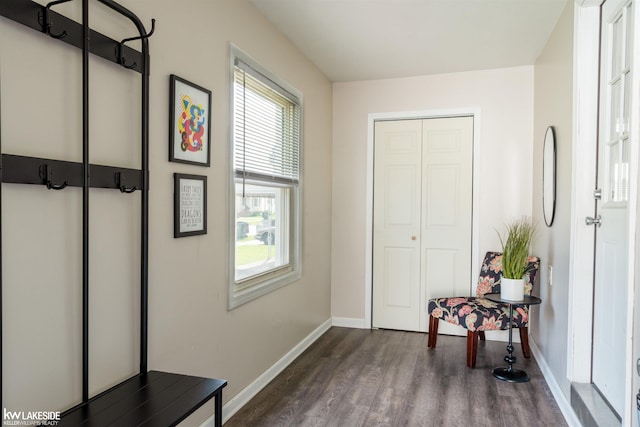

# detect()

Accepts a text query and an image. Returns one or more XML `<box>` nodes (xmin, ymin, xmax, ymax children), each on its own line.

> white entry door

<box><xmin>592</xmin><ymin>0</ymin><xmax>633</xmax><ymax>416</ymax></box>
<box><xmin>372</xmin><ymin>117</ymin><xmax>473</xmax><ymax>332</ymax></box>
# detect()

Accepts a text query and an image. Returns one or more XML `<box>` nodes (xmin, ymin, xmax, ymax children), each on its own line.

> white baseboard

<box><xmin>530</xmin><ymin>339</ymin><xmax>581</xmax><ymax>427</ymax></box>
<box><xmin>330</xmin><ymin>317</ymin><xmax>520</xmax><ymax>343</ymax></box>
<box><xmin>331</xmin><ymin>316</ymin><xmax>368</xmax><ymax>329</ymax></box>
<box><xmin>199</xmin><ymin>318</ymin><xmax>333</xmax><ymax>426</ymax></box>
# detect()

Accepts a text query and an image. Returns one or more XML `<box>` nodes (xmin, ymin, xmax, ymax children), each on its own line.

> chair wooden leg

<box><xmin>428</xmin><ymin>316</ymin><xmax>439</xmax><ymax>348</ymax></box>
<box><xmin>466</xmin><ymin>331</ymin><xmax>479</xmax><ymax>368</ymax></box>
<box><xmin>519</xmin><ymin>327</ymin><xmax>531</xmax><ymax>358</ymax></box>
<box><xmin>479</xmin><ymin>331</ymin><xmax>486</xmax><ymax>341</ymax></box>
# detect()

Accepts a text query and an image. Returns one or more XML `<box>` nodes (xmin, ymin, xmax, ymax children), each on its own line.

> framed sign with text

<box><xmin>174</xmin><ymin>173</ymin><xmax>207</xmax><ymax>238</ymax></box>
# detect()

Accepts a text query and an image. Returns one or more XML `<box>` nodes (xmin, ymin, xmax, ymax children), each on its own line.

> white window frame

<box><xmin>228</xmin><ymin>44</ymin><xmax>303</xmax><ymax>309</ymax></box>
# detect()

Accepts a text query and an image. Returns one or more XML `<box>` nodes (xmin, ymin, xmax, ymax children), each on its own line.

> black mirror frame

<box><xmin>542</xmin><ymin>126</ymin><xmax>556</xmax><ymax>227</ymax></box>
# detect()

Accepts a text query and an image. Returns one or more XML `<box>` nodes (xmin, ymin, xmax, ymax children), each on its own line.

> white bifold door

<box><xmin>372</xmin><ymin>117</ymin><xmax>473</xmax><ymax>332</ymax></box>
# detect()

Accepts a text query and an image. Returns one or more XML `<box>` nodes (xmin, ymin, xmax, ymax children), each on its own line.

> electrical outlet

<box><xmin>548</xmin><ymin>265</ymin><xmax>553</xmax><ymax>287</ymax></box>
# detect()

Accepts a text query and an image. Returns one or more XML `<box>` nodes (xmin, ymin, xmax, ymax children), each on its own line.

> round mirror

<box><xmin>543</xmin><ymin>126</ymin><xmax>556</xmax><ymax>227</ymax></box>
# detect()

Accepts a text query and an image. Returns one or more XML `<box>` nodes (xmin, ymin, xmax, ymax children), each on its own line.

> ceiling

<box><xmin>249</xmin><ymin>0</ymin><xmax>569</xmax><ymax>82</ymax></box>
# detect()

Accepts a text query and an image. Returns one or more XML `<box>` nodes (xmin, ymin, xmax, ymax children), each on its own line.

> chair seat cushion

<box><xmin>428</xmin><ymin>297</ymin><xmax>529</xmax><ymax>332</ymax></box>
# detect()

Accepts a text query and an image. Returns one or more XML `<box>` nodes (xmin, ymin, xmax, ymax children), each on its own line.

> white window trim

<box><xmin>227</xmin><ymin>44</ymin><xmax>303</xmax><ymax>309</ymax></box>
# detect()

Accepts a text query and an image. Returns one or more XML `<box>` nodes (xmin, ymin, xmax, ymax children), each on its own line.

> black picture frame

<box><xmin>169</xmin><ymin>75</ymin><xmax>212</xmax><ymax>166</ymax></box>
<box><xmin>174</xmin><ymin>173</ymin><xmax>207</xmax><ymax>238</ymax></box>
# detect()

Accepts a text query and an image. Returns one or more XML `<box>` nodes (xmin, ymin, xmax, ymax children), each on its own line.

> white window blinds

<box><xmin>233</xmin><ymin>58</ymin><xmax>301</xmax><ymax>184</ymax></box>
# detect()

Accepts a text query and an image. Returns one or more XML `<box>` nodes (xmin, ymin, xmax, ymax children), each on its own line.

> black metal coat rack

<box><xmin>1</xmin><ymin>0</ymin><xmax>152</xmax><ymax>408</ymax></box>
<box><xmin>1</xmin><ymin>3</ymin><xmax>226</xmax><ymax>424</ymax></box>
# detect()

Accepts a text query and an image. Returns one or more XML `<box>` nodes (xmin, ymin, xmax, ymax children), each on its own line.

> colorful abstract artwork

<box><xmin>169</xmin><ymin>75</ymin><xmax>211</xmax><ymax>166</ymax></box>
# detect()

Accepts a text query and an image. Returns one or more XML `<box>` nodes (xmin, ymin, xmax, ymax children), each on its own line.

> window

<box><xmin>229</xmin><ymin>46</ymin><xmax>302</xmax><ymax>308</ymax></box>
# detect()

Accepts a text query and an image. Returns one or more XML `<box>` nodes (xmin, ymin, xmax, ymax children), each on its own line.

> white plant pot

<box><xmin>501</xmin><ymin>277</ymin><xmax>525</xmax><ymax>301</ymax></box>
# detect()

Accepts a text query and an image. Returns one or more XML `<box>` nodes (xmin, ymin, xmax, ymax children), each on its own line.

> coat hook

<box><xmin>47</xmin><ymin>181</ymin><xmax>68</xmax><ymax>190</ymax></box>
<box><xmin>42</xmin><ymin>164</ymin><xmax>68</xmax><ymax>191</ymax></box>
<box><xmin>121</xmin><ymin>59</ymin><xmax>138</xmax><ymax>70</ymax></box>
<box><xmin>40</xmin><ymin>0</ymin><xmax>73</xmax><ymax>39</ymax></box>
<box><xmin>116</xmin><ymin>172</ymin><xmax>137</xmax><ymax>193</ymax></box>
<box><xmin>116</xmin><ymin>19</ymin><xmax>155</xmax><ymax>69</ymax></box>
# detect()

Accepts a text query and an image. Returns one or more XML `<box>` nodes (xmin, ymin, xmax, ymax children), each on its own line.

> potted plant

<box><xmin>498</xmin><ymin>218</ymin><xmax>535</xmax><ymax>300</ymax></box>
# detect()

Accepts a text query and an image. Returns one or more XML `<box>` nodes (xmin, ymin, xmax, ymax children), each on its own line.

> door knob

<box><xmin>585</xmin><ymin>215</ymin><xmax>602</xmax><ymax>227</ymax></box>
<box><xmin>411</xmin><ymin>236</ymin><xmax>416</xmax><ymax>240</ymax></box>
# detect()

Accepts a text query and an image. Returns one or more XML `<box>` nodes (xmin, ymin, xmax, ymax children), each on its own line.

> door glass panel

<box><xmin>606</xmin><ymin>141</ymin><xmax>618</xmax><ymax>201</ymax></box>
<box><xmin>624</xmin><ymin>5</ymin><xmax>633</xmax><ymax>67</ymax></box>
<box><xmin>624</xmin><ymin>4</ymin><xmax>633</xmax><ymax>69</ymax></box>
<box><xmin>619</xmin><ymin>139</ymin><xmax>630</xmax><ymax>202</ymax></box>
<box><xmin>623</xmin><ymin>75</ymin><xmax>631</xmax><ymax>134</ymax></box>
<box><xmin>607</xmin><ymin>139</ymin><xmax>630</xmax><ymax>203</ymax></box>
<box><xmin>612</xmin><ymin>17</ymin><xmax>623</xmax><ymax>75</ymax></box>
<box><xmin>610</xmin><ymin>78</ymin><xmax>622</xmax><ymax>139</ymax></box>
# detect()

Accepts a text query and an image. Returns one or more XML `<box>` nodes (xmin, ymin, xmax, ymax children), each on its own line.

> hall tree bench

<box><xmin>0</xmin><ymin>1</ymin><xmax>226</xmax><ymax>425</ymax></box>
<box><xmin>57</xmin><ymin>371</ymin><xmax>226</xmax><ymax>426</ymax></box>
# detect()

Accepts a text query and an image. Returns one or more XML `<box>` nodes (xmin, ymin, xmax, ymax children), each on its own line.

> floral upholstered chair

<box><xmin>427</xmin><ymin>251</ymin><xmax>540</xmax><ymax>368</ymax></box>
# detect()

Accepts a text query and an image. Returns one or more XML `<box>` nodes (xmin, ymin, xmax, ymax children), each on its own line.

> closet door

<box><xmin>373</xmin><ymin>119</ymin><xmax>423</xmax><ymax>331</ymax></box>
<box><xmin>372</xmin><ymin>117</ymin><xmax>473</xmax><ymax>333</ymax></box>
<box><xmin>422</xmin><ymin>117</ymin><xmax>473</xmax><ymax>336</ymax></box>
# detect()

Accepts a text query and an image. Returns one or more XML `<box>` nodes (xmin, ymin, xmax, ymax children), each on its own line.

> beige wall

<box><xmin>0</xmin><ymin>0</ymin><xmax>332</xmax><ymax>424</ymax></box>
<box><xmin>531</xmin><ymin>1</ymin><xmax>574</xmax><ymax>398</ymax></box>
<box><xmin>332</xmin><ymin>67</ymin><xmax>535</xmax><ymax>321</ymax></box>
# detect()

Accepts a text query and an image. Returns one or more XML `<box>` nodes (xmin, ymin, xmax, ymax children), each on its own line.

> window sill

<box><xmin>228</xmin><ymin>268</ymin><xmax>301</xmax><ymax>309</ymax></box>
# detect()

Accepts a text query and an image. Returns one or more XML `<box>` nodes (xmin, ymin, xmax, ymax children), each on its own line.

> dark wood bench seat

<box><xmin>56</xmin><ymin>371</ymin><xmax>227</xmax><ymax>427</ymax></box>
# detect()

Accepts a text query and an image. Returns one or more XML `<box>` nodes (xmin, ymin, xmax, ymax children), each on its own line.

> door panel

<box><xmin>425</xmin><ymin>165</ymin><xmax>459</xmax><ymax>227</ymax></box>
<box><xmin>422</xmin><ymin>117</ymin><xmax>473</xmax><ymax>335</ymax></box>
<box><xmin>373</xmin><ymin>120</ymin><xmax>422</xmax><ymax>331</ymax></box>
<box><xmin>386</xmin><ymin>167</ymin><xmax>419</xmax><ymax>226</ymax></box>
<box><xmin>425</xmin><ymin>249</ymin><xmax>457</xmax><ymax>296</ymax></box>
<box><xmin>383</xmin><ymin>247</ymin><xmax>416</xmax><ymax>307</ymax></box>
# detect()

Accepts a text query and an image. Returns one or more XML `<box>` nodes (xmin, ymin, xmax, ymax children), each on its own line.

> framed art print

<box><xmin>169</xmin><ymin>75</ymin><xmax>212</xmax><ymax>166</ymax></box>
<box><xmin>174</xmin><ymin>173</ymin><xmax>207</xmax><ymax>238</ymax></box>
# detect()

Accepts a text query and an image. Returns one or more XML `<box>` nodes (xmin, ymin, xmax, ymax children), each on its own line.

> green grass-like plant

<box><xmin>498</xmin><ymin>218</ymin><xmax>535</xmax><ymax>279</ymax></box>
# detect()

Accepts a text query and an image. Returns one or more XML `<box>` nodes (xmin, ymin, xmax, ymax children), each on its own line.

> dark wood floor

<box><xmin>226</xmin><ymin>327</ymin><xmax>567</xmax><ymax>427</ymax></box>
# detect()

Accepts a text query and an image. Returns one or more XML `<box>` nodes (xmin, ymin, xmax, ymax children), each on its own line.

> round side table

<box><xmin>484</xmin><ymin>293</ymin><xmax>542</xmax><ymax>383</ymax></box>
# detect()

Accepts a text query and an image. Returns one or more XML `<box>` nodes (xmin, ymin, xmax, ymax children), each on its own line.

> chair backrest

<box><xmin>476</xmin><ymin>251</ymin><xmax>540</xmax><ymax>297</ymax></box>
